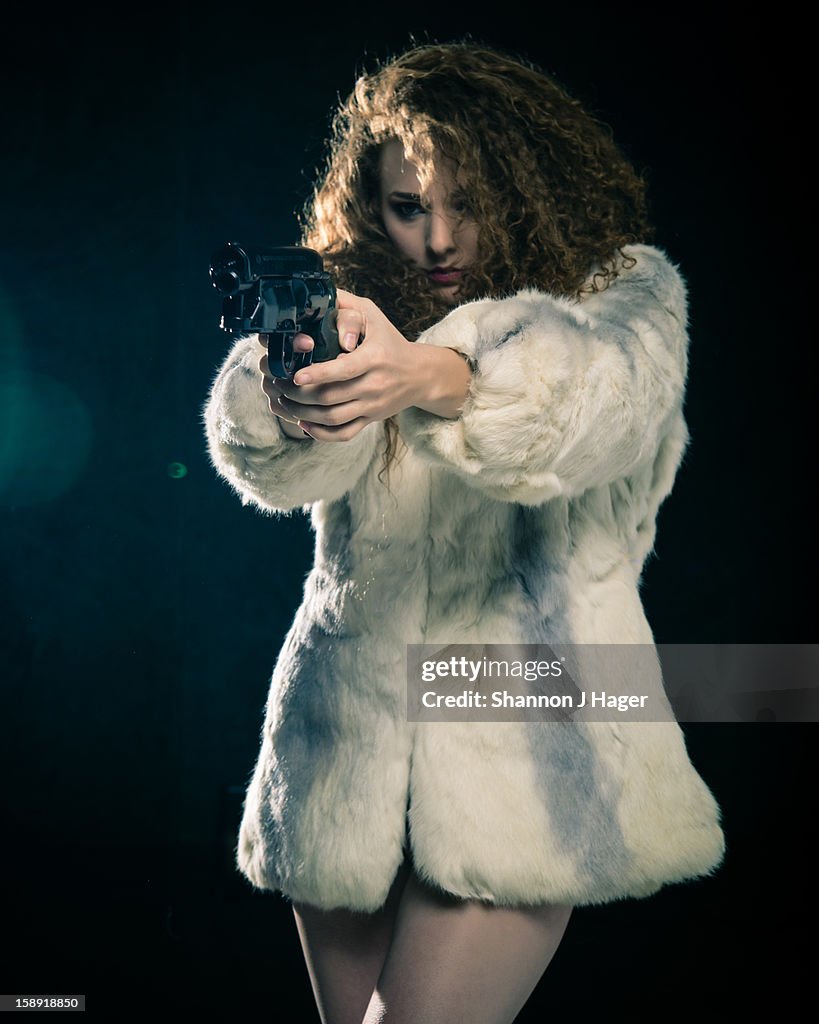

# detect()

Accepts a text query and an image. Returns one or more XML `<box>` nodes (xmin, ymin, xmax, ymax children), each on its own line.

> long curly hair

<box><xmin>298</xmin><ymin>40</ymin><xmax>654</xmax><ymax>483</ymax></box>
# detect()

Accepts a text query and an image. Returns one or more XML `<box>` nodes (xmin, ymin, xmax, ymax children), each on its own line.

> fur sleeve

<box><xmin>202</xmin><ymin>334</ymin><xmax>380</xmax><ymax>514</ymax></box>
<box><xmin>396</xmin><ymin>245</ymin><xmax>690</xmax><ymax>505</ymax></box>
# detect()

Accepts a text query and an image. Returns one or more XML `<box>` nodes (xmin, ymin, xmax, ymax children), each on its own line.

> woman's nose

<box><xmin>425</xmin><ymin>211</ymin><xmax>457</xmax><ymax>258</ymax></box>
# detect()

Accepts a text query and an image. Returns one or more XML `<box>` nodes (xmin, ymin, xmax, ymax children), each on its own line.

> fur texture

<box><xmin>203</xmin><ymin>245</ymin><xmax>725</xmax><ymax>912</ymax></box>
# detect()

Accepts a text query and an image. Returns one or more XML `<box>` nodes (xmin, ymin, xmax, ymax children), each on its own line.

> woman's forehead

<box><xmin>378</xmin><ymin>139</ymin><xmax>459</xmax><ymax>193</ymax></box>
<box><xmin>379</xmin><ymin>141</ymin><xmax>421</xmax><ymax>187</ymax></box>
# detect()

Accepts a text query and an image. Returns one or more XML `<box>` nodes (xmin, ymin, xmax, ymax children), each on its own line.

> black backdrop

<box><xmin>0</xmin><ymin>3</ymin><xmax>814</xmax><ymax>1017</ymax></box>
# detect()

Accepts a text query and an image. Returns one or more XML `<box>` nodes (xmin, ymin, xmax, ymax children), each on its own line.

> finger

<box><xmin>260</xmin><ymin>371</ymin><xmax>286</xmax><ymax>406</ymax></box>
<box><xmin>275</xmin><ymin>377</ymin><xmax>364</xmax><ymax>410</ymax></box>
<box><xmin>261</xmin><ymin>375</ymin><xmax>283</xmax><ymax>400</ymax></box>
<box><xmin>278</xmin><ymin>395</ymin><xmax>360</xmax><ymax>427</ymax></box>
<box><xmin>267</xmin><ymin>387</ymin><xmax>301</xmax><ymax>422</ymax></box>
<box><xmin>292</xmin><ymin>332</ymin><xmax>315</xmax><ymax>354</ymax></box>
<box><xmin>335</xmin><ymin>290</ymin><xmax>376</xmax><ymax>349</ymax></box>
<box><xmin>335</xmin><ymin>288</ymin><xmax>373</xmax><ymax>313</ymax></box>
<box><xmin>341</xmin><ymin>331</ymin><xmax>360</xmax><ymax>353</ymax></box>
<box><xmin>291</xmin><ymin>346</ymin><xmax>368</xmax><ymax>387</ymax></box>
<box><xmin>298</xmin><ymin>416</ymin><xmax>370</xmax><ymax>443</ymax></box>
<box><xmin>263</xmin><ymin>386</ymin><xmax>299</xmax><ymax>422</ymax></box>
<box><xmin>273</xmin><ymin>404</ymin><xmax>300</xmax><ymax>424</ymax></box>
<box><xmin>335</xmin><ymin>309</ymin><xmax>366</xmax><ymax>352</ymax></box>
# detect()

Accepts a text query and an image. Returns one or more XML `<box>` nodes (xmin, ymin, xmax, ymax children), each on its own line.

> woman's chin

<box><xmin>432</xmin><ymin>283</ymin><xmax>463</xmax><ymax>307</ymax></box>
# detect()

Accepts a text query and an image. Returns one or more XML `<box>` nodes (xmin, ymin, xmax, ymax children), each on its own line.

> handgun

<box><xmin>210</xmin><ymin>243</ymin><xmax>341</xmax><ymax>379</ymax></box>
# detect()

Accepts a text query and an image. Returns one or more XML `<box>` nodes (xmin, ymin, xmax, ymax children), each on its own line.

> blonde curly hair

<box><xmin>299</xmin><ymin>40</ymin><xmax>654</xmax><ymax>482</ymax></box>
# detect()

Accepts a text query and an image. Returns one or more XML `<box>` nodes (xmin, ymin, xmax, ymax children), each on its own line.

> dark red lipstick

<box><xmin>428</xmin><ymin>266</ymin><xmax>464</xmax><ymax>284</ymax></box>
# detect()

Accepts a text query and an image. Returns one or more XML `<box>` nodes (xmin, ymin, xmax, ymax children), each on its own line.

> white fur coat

<box><xmin>203</xmin><ymin>245</ymin><xmax>725</xmax><ymax>912</ymax></box>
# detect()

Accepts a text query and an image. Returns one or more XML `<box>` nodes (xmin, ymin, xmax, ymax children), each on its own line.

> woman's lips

<box><xmin>428</xmin><ymin>267</ymin><xmax>464</xmax><ymax>284</ymax></box>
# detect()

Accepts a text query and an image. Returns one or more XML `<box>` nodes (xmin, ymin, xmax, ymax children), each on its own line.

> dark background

<box><xmin>0</xmin><ymin>2</ymin><xmax>813</xmax><ymax>1017</ymax></box>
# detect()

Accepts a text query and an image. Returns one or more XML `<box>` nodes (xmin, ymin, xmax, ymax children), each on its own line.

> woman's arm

<box><xmin>202</xmin><ymin>334</ymin><xmax>380</xmax><ymax>514</ymax></box>
<box><xmin>396</xmin><ymin>245</ymin><xmax>690</xmax><ymax>505</ymax></box>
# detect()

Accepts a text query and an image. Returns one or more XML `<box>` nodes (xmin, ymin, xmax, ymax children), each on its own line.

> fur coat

<box><xmin>203</xmin><ymin>244</ymin><xmax>725</xmax><ymax>912</ymax></box>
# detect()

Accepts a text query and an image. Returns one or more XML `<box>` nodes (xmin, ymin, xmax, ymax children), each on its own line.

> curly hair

<box><xmin>298</xmin><ymin>40</ymin><xmax>654</xmax><ymax>483</ymax></box>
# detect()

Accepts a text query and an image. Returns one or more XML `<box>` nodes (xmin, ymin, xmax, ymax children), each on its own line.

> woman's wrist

<box><xmin>407</xmin><ymin>343</ymin><xmax>474</xmax><ymax>419</ymax></box>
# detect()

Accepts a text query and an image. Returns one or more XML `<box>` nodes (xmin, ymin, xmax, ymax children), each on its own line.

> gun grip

<box><xmin>314</xmin><ymin>308</ymin><xmax>341</xmax><ymax>363</ymax></box>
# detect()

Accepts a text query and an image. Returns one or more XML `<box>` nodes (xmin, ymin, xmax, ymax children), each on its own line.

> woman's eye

<box><xmin>450</xmin><ymin>197</ymin><xmax>473</xmax><ymax>217</ymax></box>
<box><xmin>391</xmin><ymin>201</ymin><xmax>426</xmax><ymax>220</ymax></box>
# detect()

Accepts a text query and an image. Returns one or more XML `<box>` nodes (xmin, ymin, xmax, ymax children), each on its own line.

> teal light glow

<box><xmin>0</xmin><ymin>371</ymin><xmax>93</xmax><ymax>506</ymax></box>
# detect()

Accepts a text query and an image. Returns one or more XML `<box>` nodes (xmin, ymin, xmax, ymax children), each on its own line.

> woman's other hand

<box><xmin>258</xmin><ymin>332</ymin><xmax>319</xmax><ymax>440</ymax></box>
<box><xmin>262</xmin><ymin>289</ymin><xmax>470</xmax><ymax>441</ymax></box>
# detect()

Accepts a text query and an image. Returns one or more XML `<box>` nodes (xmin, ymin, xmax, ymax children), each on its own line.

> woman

<box><xmin>203</xmin><ymin>41</ymin><xmax>725</xmax><ymax>1024</ymax></box>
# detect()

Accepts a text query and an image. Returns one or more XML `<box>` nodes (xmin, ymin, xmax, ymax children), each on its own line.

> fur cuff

<box><xmin>398</xmin><ymin>246</ymin><xmax>689</xmax><ymax>505</ymax></box>
<box><xmin>203</xmin><ymin>335</ymin><xmax>379</xmax><ymax>513</ymax></box>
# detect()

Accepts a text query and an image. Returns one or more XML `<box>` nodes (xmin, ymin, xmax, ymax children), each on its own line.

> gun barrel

<box><xmin>210</xmin><ymin>243</ymin><xmax>326</xmax><ymax>293</ymax></box>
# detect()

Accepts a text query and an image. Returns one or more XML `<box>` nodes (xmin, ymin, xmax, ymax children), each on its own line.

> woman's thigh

<box><xmin>292</xmin><ymin>852</ymin><xmax>414</xmax><ymax>1024</ymax></box>
<box><xmin>362</xmin><ymin>870</ymin><xmax>573</xmax><ymax>1024</ymax></box>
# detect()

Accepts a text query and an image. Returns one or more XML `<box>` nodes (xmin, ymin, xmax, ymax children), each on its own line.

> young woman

<box><xmin>204</xmin><ymin>41</ymin><xmax>725</xmax><ymax>1024</ymax></box>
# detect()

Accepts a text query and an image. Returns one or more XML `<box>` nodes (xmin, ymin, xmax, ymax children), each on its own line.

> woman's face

<box><xmin>379</xmin><ymin>140</ymin><xmax>479</xmax><ymax>306</ymax></box>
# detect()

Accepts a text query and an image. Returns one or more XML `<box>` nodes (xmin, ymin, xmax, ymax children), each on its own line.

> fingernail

<box><xmin>344</xmin><ymin>332</ymin><xmax>357</xmax><ymax>350</ymax></box>
<box><xmin>294</xmin><ymin>372</ymin><xmax>312</xmax><ymax>385</ymax></box>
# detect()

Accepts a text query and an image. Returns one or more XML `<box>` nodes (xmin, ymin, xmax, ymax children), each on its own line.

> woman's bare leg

<box><xmin>292</xmin><ymin>853</ymin><xmax>413</xmax><ymax>1024</ymax></box>
<box><xmin>361</xmin><ymin>871</ymin><xmax>573</xmax><ymax>1024</ymax></box>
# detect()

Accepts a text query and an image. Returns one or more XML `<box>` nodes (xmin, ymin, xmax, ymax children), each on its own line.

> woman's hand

<box><xmin>258</xmin><ymin>333</ymin><xmax>319</xmax><ymax>439</ymax></box>
<box><xmin>258</xmin><ymin>289</ymin><xmax>473</xmax><ymax>441</ymax></box>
